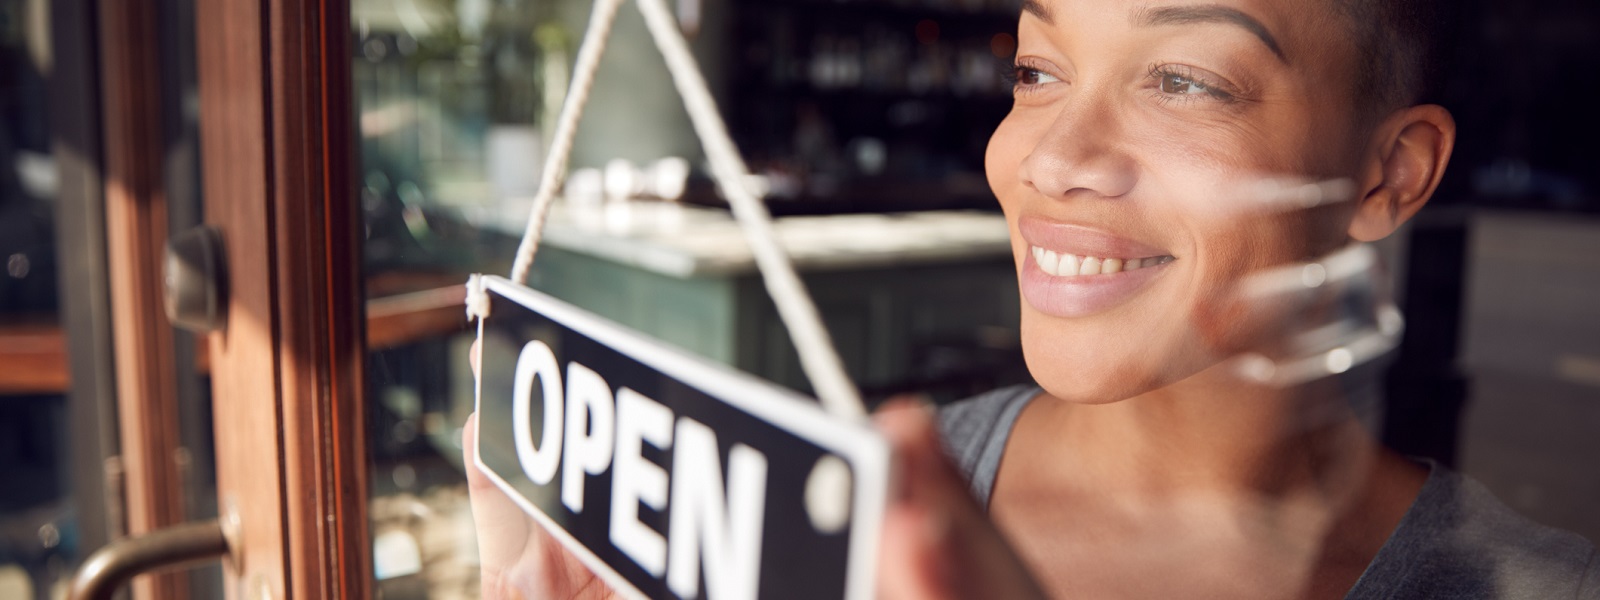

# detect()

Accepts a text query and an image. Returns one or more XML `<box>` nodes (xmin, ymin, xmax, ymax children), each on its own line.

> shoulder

<box><xmin>1349</xmin><ymin>462</ymin><xmax>1600</xmax><ymax>599</ymax></box>
<box><xmin>936</xmin><ymin>384</ymin><xmax>1041</xmax><ymax>509</ymax></box>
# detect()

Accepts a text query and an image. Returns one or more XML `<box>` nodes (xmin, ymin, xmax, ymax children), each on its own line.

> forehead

<box><xmin>1020</xmin><ymin>0</ymin><xmax>1351</xmax><ymax>62</ymax></box>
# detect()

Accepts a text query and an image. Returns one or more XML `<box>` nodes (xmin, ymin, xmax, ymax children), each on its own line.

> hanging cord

<box><xmin>510</xmin><ymin>0</ymin><xmax>627</xmax><ymax>285</ymax></box>
<box><xmin>507</xmin><ymin>0</ymin><xmax>866</xmax><ymax>420</ymax></box>
<box><xmin>633</xmin><ymin>0</ymin><xmax>863</xmax><ymax>419</ymax></box>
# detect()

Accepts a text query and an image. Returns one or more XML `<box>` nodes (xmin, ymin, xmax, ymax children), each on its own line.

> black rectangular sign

<box><xmin>471</xmin><ymin>276</ymin><xmax>888</xmax><ymax>600</ymax></box>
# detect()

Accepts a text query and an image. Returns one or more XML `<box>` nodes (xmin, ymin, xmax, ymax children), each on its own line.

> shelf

<box><xmin>0</xmin><ymin>283</ymin><xmax>472</xmax><ymax>395</ymax></box>
<box><xmin>0</xmin><ymin>321</ymin><xmax>69</xmax><ymax>395</ymax></box>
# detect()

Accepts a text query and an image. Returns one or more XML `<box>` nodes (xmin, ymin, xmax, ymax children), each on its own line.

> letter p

<box><xmin>562</xmin><ymin>361</ymin><xmax>616</xmax><ymax>513</ymax></box>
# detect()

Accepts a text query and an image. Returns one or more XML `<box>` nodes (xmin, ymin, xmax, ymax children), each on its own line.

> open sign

<box><xmin>471</xmin><ymin>276</ymin><xmax>889</xmax><ymax>600</ymax></box>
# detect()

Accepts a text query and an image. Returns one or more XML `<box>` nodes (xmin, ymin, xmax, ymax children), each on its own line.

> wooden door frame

<box><xmin>99</xmin><ymin>0</ymin><xmax>187</xmax><ymax>597</ymax></box>
<box><xmin>194</xmin><ymin>0</ymin><xmax>370</xmax><ymax>598</ymax></box>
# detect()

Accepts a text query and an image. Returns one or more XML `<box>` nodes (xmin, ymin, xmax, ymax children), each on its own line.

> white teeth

<box><xmin>1058</xmin><ymin>253</ymin><xmax>1080</xmax><ymax>276</ymax></box>
<box><xmin>1029</xmin><ymin>246</ymin><xmax>1173</xmax><ymax>277</ymax></box>
<box><xmin>1039</xmin><ymin>250</ymin><xmax>1060</xmax><ymax>274</ymax></box>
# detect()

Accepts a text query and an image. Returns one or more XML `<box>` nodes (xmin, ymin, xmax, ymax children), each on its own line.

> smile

<box><xmin>1028</xmin><ymin>246</ymin><xmax>1176</xmax><ymax>278</ymax></box>
<box><xmin>1016</xmin><ymin>217</ymin><xmax>1176</xmax><ymax>318</ymax></box>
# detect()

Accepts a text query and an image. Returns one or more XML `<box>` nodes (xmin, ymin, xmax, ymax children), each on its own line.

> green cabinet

<box><xmin>525</xmin><ymin>245</ymin><xmax>1021</xmax><ymax>397</ymax></box>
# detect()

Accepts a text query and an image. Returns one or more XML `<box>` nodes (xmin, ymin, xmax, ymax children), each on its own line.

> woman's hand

<box><xmin>464</xmin><ymin>411</ymin><xmax>619</xmax><ymax>600</ymax></box>
<box><xmin>874</xmin><ymin>400</ymin><xmax>1049</xmax><ymax>600</ymax></box>
<box><xmin>464</xmin><ymin>338</ymin><xmax>612</xmax><ymax>598</ymax></box>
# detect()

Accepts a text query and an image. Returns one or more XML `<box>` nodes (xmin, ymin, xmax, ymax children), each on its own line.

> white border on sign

<box><xmin>472</xmin><ymin>275</ymin><xmax>889</xmax><ymax>600</ymax></box>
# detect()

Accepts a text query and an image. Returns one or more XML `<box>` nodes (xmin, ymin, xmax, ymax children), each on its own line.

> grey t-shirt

<box><xmin>939</xmin><ymin>385</ymin><xmax>1600</xmax><ymax>599</ymax></box>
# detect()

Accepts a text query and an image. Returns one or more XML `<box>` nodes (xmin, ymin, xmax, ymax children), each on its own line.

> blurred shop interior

<box><xmin>1</xmin><ymin>0</ymin><xmax>1598</xmax><ymax>597</ymax></box>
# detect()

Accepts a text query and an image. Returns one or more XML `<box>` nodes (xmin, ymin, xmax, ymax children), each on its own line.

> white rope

<box><xmin>506</xmin><ymin>0</ymin><xmax>866</xmax><ymax>419</ymax></box>
<box><xmin>509</xmin><ymin>0</ymin><xmax>627</xmax><ymax>285</ymax></box>
<box><xmin>634</xmin><ymin>0</ymin><xmax>863</xmax><ymax>419</ymax></box>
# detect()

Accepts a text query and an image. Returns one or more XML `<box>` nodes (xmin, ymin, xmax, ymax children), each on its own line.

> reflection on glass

<box><xmin>355</xmin><ymin>1</ymin><xmax>562</xmax><ymax>597</ymax></box>
<box><xmin>355</xmin><ymin>0</ymin><xmax>1600</xmax><ymax>598</ymax></box>
<box><xmin>0</xmin><ymin>1</ymin><xmax>71</xmax><ymax>597</ymax></box>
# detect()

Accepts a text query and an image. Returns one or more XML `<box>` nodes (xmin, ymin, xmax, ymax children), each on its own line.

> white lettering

<box><xmin>611</xmin><ymin>387</ymin><xmax>674</xmax><ymax>577</ymax></box>
<box><xmin>512</xmin><ymin>341</ymin><xmax>563</xmax><ymax>485</ymax></box>
<box><xmin>562</xmin><ymin>361</ymin><xmax>617</xmax><ymax>513</ymax></box>
<box><xmin>668</xmin><ymin>418</ymin><xmax>768</xmax><ymax>600</ymax></box>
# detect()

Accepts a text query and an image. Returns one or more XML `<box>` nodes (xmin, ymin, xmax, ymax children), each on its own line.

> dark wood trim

<box><xmin>0</xmin><ymin>321</ymin><xmax>71</xmax><ymax>394</ymax></box>
<box><xmin>3</xmin><ymin>285</ymin><xmax>471</xmax><ymax>394</ymax></box>
<box><xmin>194</xmin><ymin>0</ymin><xmax>289</xmax><ymax>595</ymax></box>
<box><xmin>196</xmin><ymin>0</ymin><xmax>370</xmax><ymax>596</ymax></box>
<box><xmin>98</xmin><ymin>0</ymin><xmax>187</xmax><ymax>597</ymax></box>
<box><xmin>367</xmin><ymin>286</ymin><xmax>470</xmax><ymax>351</ymax></box>
<box><xmin>267</xmin><ymin>1</ymin><xmax>371</xmax><ymax>596</ymax></box>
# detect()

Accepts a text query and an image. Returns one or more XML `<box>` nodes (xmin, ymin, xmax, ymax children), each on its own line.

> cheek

<box><xmin>1178</xmin><ymin>204</ymin><xmax>1357</xmax><ymax>369</ymax></box>
<box><xmin>1129</xmin><ymin>99</ymin><xmax>1354</xmax><ymax>188</ymax></box>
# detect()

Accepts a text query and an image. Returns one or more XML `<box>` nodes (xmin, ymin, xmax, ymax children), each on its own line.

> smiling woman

<box><xmin>457</xmin><ymin>0</ymin><xmax>1599</xmax><ymax>598</ymax></box>
<box><xmin>933</xmin><ymin>0</ymin><xmax>1599</xmax><ymax>598</ymax></box>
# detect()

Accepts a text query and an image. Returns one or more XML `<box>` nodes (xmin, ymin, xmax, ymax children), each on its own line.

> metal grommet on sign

<box><xmin>804</xmin><ymin>454</ymin><xmax>853</xmax><ymax>535</ymax></box>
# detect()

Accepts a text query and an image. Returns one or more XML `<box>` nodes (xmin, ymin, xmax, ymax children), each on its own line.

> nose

<box><xmin>1017</xmin><ymin>93</ymin><xmax>1138</xmax><ymax>200</ymax></box>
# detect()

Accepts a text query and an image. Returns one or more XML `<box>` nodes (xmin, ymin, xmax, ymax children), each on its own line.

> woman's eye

<box><xmin>1016</xmin><ymin>67</ymin><xmax>1061</xmax><ymax>86</ymax></box>
<box><xmin>1159</xmin><ymin>73</ymin><xmax>1201</xmax><ymax>94</ymax></box>
<box><xmin>1157</xmin><ymin>72</ymin><xmax>1233</xmax><ymax>101</ymax></box>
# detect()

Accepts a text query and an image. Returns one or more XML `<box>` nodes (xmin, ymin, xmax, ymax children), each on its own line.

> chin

<box><xmin>1018</xmin><ymin>308</ymin><xmax>1221</xmax><ymax>405</ymax></box>
<box><xmin>1020</xmin><ymin>329</ymin><xmax>1160</xmax><ymax>405</ymax></box>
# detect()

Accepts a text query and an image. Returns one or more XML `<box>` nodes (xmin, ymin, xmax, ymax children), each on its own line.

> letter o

<box><xmin>513</xmin><ymin>340</ymin><xmax>564</xmax><ymax>485</ymax></box>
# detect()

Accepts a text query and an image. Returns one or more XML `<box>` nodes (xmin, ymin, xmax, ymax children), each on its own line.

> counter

<box><xmin>469</xmin><ymin>201</ymin><xmax>1014</xmax><ymax>277</ymax></box>
<box><xmin>465</xmin><ymin>200</ymin><xmax>1024</xmax><ymax>398</ymax></box>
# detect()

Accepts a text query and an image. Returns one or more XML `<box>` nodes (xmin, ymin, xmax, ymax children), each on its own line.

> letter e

<box><xmin>611</xmin><ymin>387</ymin><xmax>673</xmax><ymax>577</ymax></box>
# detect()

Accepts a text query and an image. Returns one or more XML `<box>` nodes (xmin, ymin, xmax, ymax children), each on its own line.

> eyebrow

<box><xmin>1132</xmin><ymin>4</ymin><xmax>1287</xmax><ymax>62</ymax></box>
<box><xmin>1021</xmin><ymin>0</ymin><xmax>1055</xmax><ymax>25</ymax></box>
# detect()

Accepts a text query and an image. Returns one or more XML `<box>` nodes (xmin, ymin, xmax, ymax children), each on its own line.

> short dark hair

<box><xmin>1337</xmin><ymin>0</ymin><xmax>1458</xmax><ymax>113</ymax></box>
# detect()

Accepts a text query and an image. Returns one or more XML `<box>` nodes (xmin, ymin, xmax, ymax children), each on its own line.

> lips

<box><xmin>1017</xmin><ymin>216</ymin><xmax>1176</xmax><ymax>318</ymax></box>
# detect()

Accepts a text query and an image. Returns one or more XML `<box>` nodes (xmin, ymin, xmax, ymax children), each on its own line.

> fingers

<box><xmin>464</xmin><ymin>412</ymin><xmax>618</xmax><ymax>600</ymax></box>
<box><xmin>874</xmin><ymin>402</ymin><xmax>1049</xmax><ymax>600</ymax></box>
<box><xmin>463</xmin><ymin>412</ymin><xmax>536</xmax><ymax>573</ymax></box>
<box><xmin>470</xmin><ymin>338</ymin><xmax>483</xmax><ymax>379</ymax></box>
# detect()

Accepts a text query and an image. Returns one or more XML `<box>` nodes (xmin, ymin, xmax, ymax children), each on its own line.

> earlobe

<box><xmin>1348</xmin><ymin>105</ymin><xmax>1457</xmax><ymax>242</ymax></box>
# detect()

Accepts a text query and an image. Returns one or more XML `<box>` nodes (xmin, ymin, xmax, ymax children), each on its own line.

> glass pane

<box><xmin>355</xmin><ymin>1</ymin><xmax>1600</xmax><ymax>598</ymax></box>
<box><xmin>354</xmin><ymin>1</ymin><xmax>1029</xmax><ymax>595</ymax></box>
<box><xmin>0</xmin><ymin>0</ymin><xmax>218</xmax><ymax>597</ymax></box>
<box><xmin>0</xmin><ymin>0</ymin><xmax>88</xmax><ymax>596</ymax></box>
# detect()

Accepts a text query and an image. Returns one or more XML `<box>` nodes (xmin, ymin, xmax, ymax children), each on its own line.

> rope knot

<box><xmin>465</xmin><ymin>274</ymin><xmax>492</xmax><ymax>322</ymax></box>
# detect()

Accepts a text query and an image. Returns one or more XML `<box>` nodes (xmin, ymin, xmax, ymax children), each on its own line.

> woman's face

<box><xmin>988</xmin><ymin>0</ymin><xmax>1374</xmax><ymax>402</ymax></box>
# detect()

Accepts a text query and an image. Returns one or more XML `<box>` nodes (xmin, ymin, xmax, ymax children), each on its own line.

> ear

<box><xmin>1348</xmin><ymin>104</ymin><xmax>1456</xmax><ymax>242</ymax></box>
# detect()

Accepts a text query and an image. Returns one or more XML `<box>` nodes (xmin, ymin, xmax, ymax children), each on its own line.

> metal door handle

<box><xmin>164</xmin><ymin>225</ymin><xmax>229</xmax><ymax>333</ymax></box>
<box><xmin>70</xmin><ymin>519</ymin><xmax>230</xmax><ymax>600</ymax></box>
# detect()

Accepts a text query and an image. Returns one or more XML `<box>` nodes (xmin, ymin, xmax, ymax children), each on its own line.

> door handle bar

<box><xmin>70</xmin><ymin>519</ymin><xmax>230</xmax><ymax>600</ymax></box>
